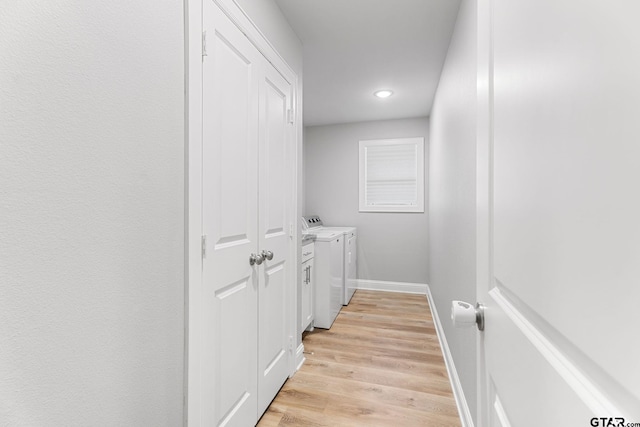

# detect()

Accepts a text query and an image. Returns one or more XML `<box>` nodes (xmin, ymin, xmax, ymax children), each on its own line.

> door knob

<box><xmin>261</xmin><ymin>250</ymin><xmax>273</xmax><ymax>261</ymax></box>
<box><xmin>451</xmin><ymin>301</ymin><xmax>485</xmax><ymax>331</ymax></box>
<box><xmin>249</xmin><ymin>253</ymin><xmax>264</xmax><ymax>266</ymax></box>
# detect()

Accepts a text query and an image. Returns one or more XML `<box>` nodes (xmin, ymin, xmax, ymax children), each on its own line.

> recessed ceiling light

<box><xmin>374</xmin><ymin>90</ymin><xmax>393</xmax><ymax>99</ymax></box>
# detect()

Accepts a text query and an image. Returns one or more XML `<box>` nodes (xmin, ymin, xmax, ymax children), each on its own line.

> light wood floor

<box><xmin>257</xmin><ymin>290</ymin><xmax>462</xmax><ymax>427</ymax></box>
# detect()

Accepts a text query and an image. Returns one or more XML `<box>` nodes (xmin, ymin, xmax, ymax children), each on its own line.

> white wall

<box><xmin>305</xmin><ymin>117</ymin><xmax>429</xmax><ymax>284</ymax></box>
<box><xmin>0</xmin><ymin>1</ymin><xmax>185</xmax><ymax>425</ymax></box>
<box><xmin>428</xmin><ymin>0</ymin><xmax>477</xmax><ymax>423</ymax></box>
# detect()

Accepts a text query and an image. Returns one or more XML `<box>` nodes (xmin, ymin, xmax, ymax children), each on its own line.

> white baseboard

<box><xmin>356</xmin><ymin>279</ymin><xmax>428</xmax><ymax>295</ymax></box>
<box><xmin>425</xmin><ymin>285</ymin><xmax>474</xmax><ymax>427</ymax></box>
<box><xmin>295</xmin><ymin>343</ymin><xmax>305</xmax><ymax>372</ymax></box>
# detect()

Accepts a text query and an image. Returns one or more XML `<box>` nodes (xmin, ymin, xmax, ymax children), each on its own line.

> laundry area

<box><xmin>301</xmin><ymin>215</ymin><xmax>357</xmax><ymax>329</ymax></box>
<box><xmin>2</xmin><ymin>0</ymin><xmax>640</xmax><ymax>426</ymax></box>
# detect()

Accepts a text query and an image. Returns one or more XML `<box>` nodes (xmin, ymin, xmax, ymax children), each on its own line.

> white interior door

<box><xmin>202</xmin><ymin>1</ymin><xmax>260</xmax><ymax>425</ymax></box>
<box><xmin>257</xmin><ymin>63</ymin><xmax>292</xmax><ymax>415</ymax></box>
<box><xmin>477</xmin><ymin>0</ymin><xmax>640</xmax><ymax>425</ymax></box>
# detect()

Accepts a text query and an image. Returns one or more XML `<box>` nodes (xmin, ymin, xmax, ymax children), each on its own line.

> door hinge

<box><xmin>289</xmin><ymin>336</ymin><xmax>294</xmax><ymax>352</ymax></box>
<box><xmin>201</xmin><ymin>235</ymin><xmax>207</xmax><ymax>258</ymax></box>
<box><xmin>289</xmin><ymin>223</ymin><xmax>294</xmax><ymax>238</ymax></box>
<box><xmin>202</xmin><ymin>31</ymin><xmax>208</xmax><ymax>59</ymax></box>
<box><xmin>287</xmin><ymin>108</ymin><xmax>294</xmax><ymax>124</ymax></box>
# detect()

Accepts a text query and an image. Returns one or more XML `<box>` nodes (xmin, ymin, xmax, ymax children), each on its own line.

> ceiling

<box><xmin>275</xmin><ymin>0</ymin><xmax>462</xmax><ymax>127</ymax></box>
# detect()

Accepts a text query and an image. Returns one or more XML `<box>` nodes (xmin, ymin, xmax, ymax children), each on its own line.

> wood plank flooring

<box><xmin>257</xmin><ymin>290</ymin><xmax>462</xmax><ymax>426</ymax></box>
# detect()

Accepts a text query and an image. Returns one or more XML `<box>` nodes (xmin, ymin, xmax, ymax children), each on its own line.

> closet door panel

<box><xmin>257</xmin><ymin>64</ymin><xmax>292</xmax><ymax>415</ymax></box>
<box><xmin>202</xmin><ymin>1</ymin><xmax>260</xmax><ymax>425</ymax></box>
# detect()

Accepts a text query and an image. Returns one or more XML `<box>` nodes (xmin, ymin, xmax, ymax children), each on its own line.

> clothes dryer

<box><xmin>302</xmin><ymin>216</ymin><xmax>358</xmax><ymax>305</ymax></box>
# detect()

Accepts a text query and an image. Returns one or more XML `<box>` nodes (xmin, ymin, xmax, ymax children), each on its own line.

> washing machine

<box><xmin>305</xmin><ymin>228</ymin><xmax>343</xmax><ymax>329</ymax></box>
<box><xmin>302</xmin><ymin>216</ymin><xmax>358</xmax><ymax>305</ymax></box>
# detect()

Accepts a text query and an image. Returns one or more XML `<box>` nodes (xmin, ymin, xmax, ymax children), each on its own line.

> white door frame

<box><xmin>185</xmin><ymin>0</ymin><xmax>301</xmax><ymax>425</ymax></box>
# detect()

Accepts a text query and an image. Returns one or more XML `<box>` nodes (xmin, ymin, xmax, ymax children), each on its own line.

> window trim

<box><xmin>358</xmin><ymin>137</ymin><xmax>425</xmax><ymax>213</ymax></box>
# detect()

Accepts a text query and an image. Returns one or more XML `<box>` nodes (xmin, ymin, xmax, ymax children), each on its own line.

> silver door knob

<box><xmin>261</xmin><ymin>250</ymin><xmax>273</xmax><ymax>261</ymax></box>
<box><xmin>451</xmin><ymin>301</ymin><xmax>485</xmax><ymax>331</ymax></box>
<box><xmin>249</xmin><ymin>253</ymin><xmax>264</xmax><ymax>266</ymax></box>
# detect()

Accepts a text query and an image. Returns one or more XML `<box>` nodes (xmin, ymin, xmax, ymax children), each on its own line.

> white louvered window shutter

<box><xmin>359</xmin><ymin>137</ymin><xmax>425</xmax><ymax>213</ymax></box>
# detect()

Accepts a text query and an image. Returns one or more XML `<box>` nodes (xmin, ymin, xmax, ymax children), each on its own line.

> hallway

<box><xmin>258</xmin><ymin>290</ymin><xmax>460</xmax><ymax>426</ymax></box>
<box><xmin>4</xmin><ymin>0</ymin><xmax>640</xmax><ymax>424</ymax></box>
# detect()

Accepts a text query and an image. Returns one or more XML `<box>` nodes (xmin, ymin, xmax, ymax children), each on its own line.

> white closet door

<box><xmin>257</xmin><ymin>64</ymin><xmax>292</xmax><ymax>415</ymax></box>
<box><xmin>202</xmin><ymin>1</ymin><xmax>260</xmax><ymax>425</ymax></box>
